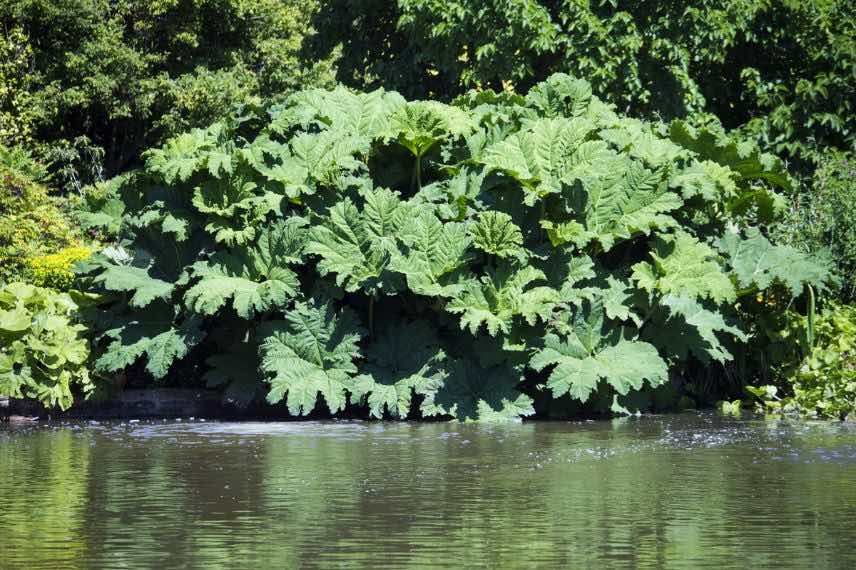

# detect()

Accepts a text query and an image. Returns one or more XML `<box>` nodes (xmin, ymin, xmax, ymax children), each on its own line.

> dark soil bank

<box><xmin>2</xmin><ymin>390</ymin><xmax>282</xmax><ymax>420</ymax></box>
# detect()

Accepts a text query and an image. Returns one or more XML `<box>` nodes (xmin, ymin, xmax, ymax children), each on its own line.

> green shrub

<box><xmin>749</xmin><ymin>302</ymin><xmax>856</xmax><ymax>419</ymax></box>
<box><xmin>0</xmin><ymin>282</ymin><xmax>95</xmax><ymax>410</ymax></box>
<box><xmin>78</xmin><ymin>75</ymin><xmax>832</xmax><ymax>420</ymax></box>
<box><xmin>74</xmin><ymin>176</ymin><xmax>126</xmax><ymax>240</ymax></box>
<box><xmin>0</xmin><ymin>142</ymin><xmax>46</xmax><ymax>181</ymax></box>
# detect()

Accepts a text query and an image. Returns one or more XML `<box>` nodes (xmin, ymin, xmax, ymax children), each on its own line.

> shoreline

<box><xmin>1</xmin><ymin>389</ymin><xmax>286</xmax><ymax>421</ymax></box>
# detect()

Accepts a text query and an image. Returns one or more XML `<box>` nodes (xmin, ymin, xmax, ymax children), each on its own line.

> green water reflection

<box><xmin>1</xmin><ymin>414</ymin><xmax>855</xmax><ymax>568</ymax></box>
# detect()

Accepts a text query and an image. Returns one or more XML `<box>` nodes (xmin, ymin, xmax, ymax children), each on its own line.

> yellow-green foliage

<box><xmin>25</xmin><ymin>246</ymin><xmax>92</xmax><ymax>290</ymax></box>
<box><xmin>0</xmin><ymin>151</ymin><xmax>85</xmax><ymax>284</ymax></box>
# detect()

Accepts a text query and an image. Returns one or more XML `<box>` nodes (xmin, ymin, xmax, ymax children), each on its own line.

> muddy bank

<box><xmin>1</xmin><ymin>390</ymin><xmax>286</xmax><ymax>420</ymax></box>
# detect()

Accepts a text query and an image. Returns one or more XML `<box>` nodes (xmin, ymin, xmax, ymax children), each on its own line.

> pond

<box><xmin>2</xmin><ymin>413</ymin><xmax>855</xmax><ymax>568</ymax></box>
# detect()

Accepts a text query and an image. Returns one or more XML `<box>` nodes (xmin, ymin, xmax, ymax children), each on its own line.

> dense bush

<box><xmin>311</xmin><ymin>0</ymin><xmax>855</xmax><ymax>164</ymax></box>
<box><xmin>0</xmin><ymin>282</ymin><xmax>95</xmax><ymax>410</ymax></box>
<box><xmin>75</xmin><ymin>75</ymin><xmax>832</xmax><ymax>420</ymax></box>
<box><xmin>0</xmin><ymin>1</ymin><xmax>851</xmax><ymax>419</ymax></box>
<box><xmin>0</xmin><ymin>26</ymin><xmax>35</xmax><ymax>146</ymax></box>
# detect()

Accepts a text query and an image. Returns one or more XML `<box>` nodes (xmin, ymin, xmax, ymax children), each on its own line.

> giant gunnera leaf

<box><xmin>259</xmin><ymin>300</ymin><xmax>364</xmax><ymax>415</ymax></box>
<box><xmin>577</xmin><ymin>160</ymin><xmax>683</xmax><ymax>251</ymax></box>
<box><xmin>654</xmin><ymin>294</ymin><xmax>747</xmax><ymax>363</ymax></box>
<box><xmin>420</xmin><ymin>358</ymin><xmax>534</xmax><ymax>422</ymax></box>
<box><xmin>468</xmin><ymin>211</ymin><xmax>525</xmax><ymax>259</ymax></box>
<box><xmin>480</xmin><ymin>117</ymin><xmax>596</xmax><ymax>205</ymax></box>
<box><xmin>185</xmin><ymin>218</ymin><xmax>305</xmax><ymax>318</ymax></box>
<box><xmin>282</xmin><ymin>85</ymin><xmax>406</xmax><ymax>141</ymax></box>
<box><xmin>717</xmin><ymin>227</ymin><xmax>832</xmax><ymax>296</ymax></box>
<box><xmin>145</xmin><ymin>125</ymin><xmax>222</xmax><ymax>184</ymax></box>
<box><xmin>306</xmin><ymin>188</ymin><xmax>409</xmax><ymax>295</ymax></box>
<box><xmin>391</xmin><ymin>212</ymin><xmax>472</xmax><ymax>297</ymax></box>
<box><xmin>632</xmin><ymin>231</ymin><xmax>736</xmax><ymax>303</ymax></box>
<box><xmin>89</xmin><ymin>233</ymin><xmax>203</xmax><ymax>309</ymax></box>
<box><xmin>447</xmin><ymin>263</ymin><xmax>559</xmax><ymax>336</ymax></box>
<box><xmin>524</xmin><ymin>73</ymin><xmax>593</xmax><ymax>119</ymax></box>
<box><xmin>351</xmin><ymin>320</ymin><xmax>446</xmax><ymax>418</ymax></box>
<box><xmin>530</xmin><ymin>301</ymin><xmax>668</xmax><ymax>402</ymax></box>
<box><xmin>96</xmin><ymin>302</ymin><xmax>204</xmax><ymax>379</ymax></box>
<box><xmin>191</xmin><ymin>176</ymin><xmax>282</xmax><ymax>246</ymax></box>
<box><xmin>387</xmin><ymin>101</ymin><xmax>475</xmax><ymax>158</ymax></box>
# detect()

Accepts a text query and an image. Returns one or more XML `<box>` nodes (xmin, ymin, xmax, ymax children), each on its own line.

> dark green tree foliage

<box><xmin>309</xmin><ymin>0</ymin><xmax>854</xmax><ymax>163</ymax></box>
<box><xmin>79</xmin><ymin>75</ymin><xmax>832</xmax><ymax>420</ymax></box>
<box><xmin>0</xmin><ymin>0</ymin><xmax>335</xmax><ymax>180</ymax></box>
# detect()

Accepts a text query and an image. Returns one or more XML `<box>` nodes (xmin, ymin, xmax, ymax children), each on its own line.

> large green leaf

<box><xmin>524</xmin><ymin>73</ymin><xmax>592</xmax><ymax>119</ymax></box>
<box><xmin>632</xmin><ymin>231</ymin><xmax>736</xmax><ymax>303</ymax></box>
<box><xmin>670</xmin><ymin>160</ymin><xmax>737</xmax><ymax>202</ymax></box>
<box><xmin>420</xmin><ymin>358</ymin><xmax>534</xmax><ymax>422</ymax></box>
<box><xmin>284</xmin><ymin>85</ymin><xmax>406</xmax><ymax>140</ymax></box>
<box><xmin>306</xmin><ymin>189</ymin><xmax>408</xmax><ymax>295</ymax></box>
<box><xmin>351</xmin><ymin>321</ymin><xmax>445</xmax><ymax>418</ymax></box>
<box><xmin>191</xmin><ymin>176</ymin><xmax>282</xmax><ymax>245</ymax></box>
<box><xmin>447</xmin><ymin>263</ymin><xmax>558</xmax><ymax>336</ymax></box>
<box><xmin>600</xmin><ymin>119</ymin><xmax>684</xmax><ymax>168</ymax></box>
<box><xmin>77</xmin><ymin>198</ymin><xmax>125</xmax><ymax>235</ymax></box>
<box><xmin>718</xmin><ymin>227</ymin><xmax>832</xmax><ymax>296</ymax></box>
<box><xmin>480</xmin><ymin>117</ymin><xmax>595</xmax><ymax>205</ymax></box>
<box><xmin>145</xmin><ymin>129</ymin><xmax>209</xmax><ymax>184</ymax></box>
<box><xmin>539</xmin><ymin>248</ymin><xmax>598</xmax><ymax>305</ymax></box>
<box><xmin>87</xmin><ymin>226</ymin><xmax>208</xmax><ymax>302</ymax></box>
<box><xmin>579</xmin><ymin>160</ymin><xmax>683</xmax><ymax>251</ymax></box>
<box><xmin>185</xmin><ymin>219</ymin><xmax>305</xmax><ymax>318</ymax></box>
<box><xmin>530</xmin><ymin>301</ymin><xmax>668</xmax><ymax>402</ymax></box>
<box><xmin>259</xmin><ymin>301</ymin><xmax>364</xmax><ymax>415</ymax></box>
<box><xmin>654</xmin><ymin>295</ymin><xmax>747</xmax><ymax>363</ymax></box>
<box><xmin>468</xmin><ymin>211</ymin><xmax>525</xmax><ymax>259</ymax></box>
<box><xmin>96</xmin><ymin>303</ymin><xmax>204</xmax><ymax>379</ymax></box>
<box><xmin>94</xmin><ymin>265</ymin><xmax>174</xmax><ymax>309</ymax></box>
<box><xmin>388</xmin><ymin>100</ymin><xmax>475</xmax><ymax>157</ymax></box>
<box><xmin>391</xmin><ymin>212</ymin><xmax>472</xmax><ymax>297</ymax></box>
<box><xmin>669</xmin><ymin>121</ymin><xmax>789</xmax><ymax>222</ymax></box>
<box><xmin>122</xmin><ymin>184</ymin><xmax>197</xmax><ymax>243</ymax></box>
<box><xmin>669</xmin><ymin>121</ymin><xmax>792</xmax><ymax>192</ymax></box>
<box><xmin>600</xmin><ymin>276</ymin><xmax>640</xmax><ymax>325</ymax></box>
<box><xmin>0</xmin><ymin>305</ymin><xmax>32</xmax><ymax>333</ymax></box>
<box><xmin>289</xmin><ymin>130</ymin><xmax>366</xmax><ymax>187</ymax></box>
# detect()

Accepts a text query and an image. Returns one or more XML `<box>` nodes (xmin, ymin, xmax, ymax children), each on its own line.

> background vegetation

<box><xmin>312</xmin><ymin>0</ymin><xmax>854</xmax><ymax>164</ymax></box>
<box><xmin>0</xmin><ymin>0</ymin><xmax>336</xmax><ymax>187</ymax></box>
<box><xmin>0</xmin><ymin>0</ymin><xmax>854</xmax><ymax>418</ymax></box>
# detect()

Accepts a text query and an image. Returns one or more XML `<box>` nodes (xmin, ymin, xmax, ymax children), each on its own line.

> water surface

<box><xmin>2</xmin><ymin>413</ymin><xmax>855</xmax><ymax>568</ymax></box>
